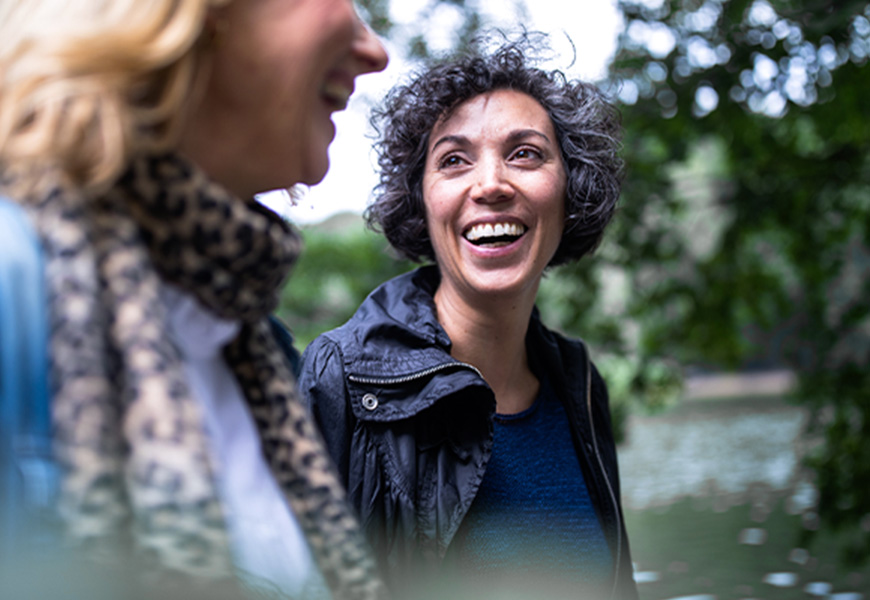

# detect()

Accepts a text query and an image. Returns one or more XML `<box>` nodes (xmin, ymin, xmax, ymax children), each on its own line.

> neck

<box><xmin>434</xmin><ymin>284</ymin><xmax>540</xmax><ymax>414</ymax></box>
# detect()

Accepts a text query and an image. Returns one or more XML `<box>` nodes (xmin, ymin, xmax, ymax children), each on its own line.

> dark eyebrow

<box><xmin>430</xmin><ymin>134</ymin><xmax>469</xmax><ymax>153</ymax></box>
<box><xmin>430</xmin><ymin>129</ymin><xmax>552</xmax><ymax>153</ymax></box>
<box><xmin>506</xmin><ymin>129</ymin><xmax>552</xmax><ymax>145</ymax></box>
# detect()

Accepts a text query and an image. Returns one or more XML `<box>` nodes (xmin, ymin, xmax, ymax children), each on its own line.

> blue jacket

<box><xmin>0</xmin><ymin>198</ymin><xmax>58</xmax><ymax>561</ymax></box>
<box><xmin>299</xmin><ymin>266</ymin><xmax>637</xmax><ymax>599</ymax></box>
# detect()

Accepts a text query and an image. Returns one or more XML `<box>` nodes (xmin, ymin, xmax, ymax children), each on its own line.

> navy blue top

<box><xmin>446</xmin><ymin>377</ymin><xmax>611</xmax><ymax>595</ymax></box>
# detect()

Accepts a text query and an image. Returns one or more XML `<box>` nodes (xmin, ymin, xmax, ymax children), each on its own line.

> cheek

<box><xmin>421</xmin><ymin>179</ymin><xmax>444</xmax><ymax>226</ymax></box>
<box><xmin>549</xmin><ymin>173</ymin><xmax>568</xmax><ymax>219</ymax></box>
<box><xmin>208</xmin><ymin>50</ymin><xmax>278</xmax><ymax>121</ymax></box>
<box><xmin>422</xmin><ymin>195</ymin><xmax>456</xmax><ymax>246</ymax></box>
<box><xmin>422</xmin><ymin>200</ymin><xmax>444</xmax><ymax>248</ymax></box>
<box><xmin>421</xmin><ymin>193</ymin><xmax>454</xmax><ymax>257</ymax></box>
<box><xmin>538</xmin><ymin>178</ymin><xmax>567</xmax><ymax>243</ymax></box>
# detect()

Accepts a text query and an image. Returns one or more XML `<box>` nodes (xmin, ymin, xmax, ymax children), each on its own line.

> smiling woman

<box><xmin>0</xmin><ymin>1</ymin><xmax>388</xmax><ymax>599</ymax></box>
<box><xmin>298</xmin><ymin>36</ymin><xmax>638</xmax><ymax>600</ymax></box>
<box><xmin>422</xmin><ymin>90</ymin><xmax>567</xmax><ymax>309</ymax></box>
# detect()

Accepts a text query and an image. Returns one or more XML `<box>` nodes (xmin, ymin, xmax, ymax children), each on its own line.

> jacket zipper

<box><xmin>347</xmin><ymin>361</ymin><xmax>483</xmax><ymax>386</ymax></box>
<box><xmin>585</xmin><ymin>347</ymin><xmax>623</xmax><ymax>600</ymax></box>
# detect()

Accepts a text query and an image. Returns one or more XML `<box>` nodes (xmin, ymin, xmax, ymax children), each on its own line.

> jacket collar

<box><xmin>337</xmin><ymin>266</ymin><xmax>487</xmax><ymax>422</ymax></box>
<box><xmin>339</xmin><ymin>266</ymin><xmax>452</xmax><ymax>372</ymax></box>
<box><xmin>339</xmin><ymin>265</ymin><xmax>588</xmax><ymax>401</ymax></box>
<box><xmin>526</xmin><ymin>307</ymin><xmax>588</xmax><ymax>409</ymax></box>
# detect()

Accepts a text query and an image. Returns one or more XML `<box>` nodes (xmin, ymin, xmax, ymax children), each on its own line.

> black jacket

<box><xmin>299</xmin><ymin>267</ymin><xmax>637</xmax><ymax>600</ymax></box>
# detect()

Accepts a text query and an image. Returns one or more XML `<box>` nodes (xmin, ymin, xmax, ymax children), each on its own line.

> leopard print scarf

<box><xmin>13</xmin><ymin>153</ymin><xmax>386</xmax><ymax>599</ymax></box>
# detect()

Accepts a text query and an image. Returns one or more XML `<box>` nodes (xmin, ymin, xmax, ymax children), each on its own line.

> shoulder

<box><xmin>0</xmin><ymin>197</ymin><xmax>42</xmax><ymax>268</ymax></box>
<box><xmin>0</xmin><ymin>197</ymin><xmax>46</xmax><ymax>323</ymax></box>
<box><xmin>528</xmin><ymin>312</ymin><xmax>592</xmax><ymax>370</ymax></box>
<box><xmin>303</xmin><ymin>265</ymin><xmax>445</xmax><ymax>360</ymax></box>
<box><xmin>298</xmin><ymin>333</ymin><xmax>347</xmax><ymax>392</ymax></box>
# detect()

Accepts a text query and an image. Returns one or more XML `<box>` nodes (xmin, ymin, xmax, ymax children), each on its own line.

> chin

<box><xmin>298</xmin><ymin>163</ymin><xmax>329</xmax><ymax>186</ymax></box>
<box><xmin>473</xmin><ymin>269</ymin><xmax>542</xmax><ymax>297</ymax></box>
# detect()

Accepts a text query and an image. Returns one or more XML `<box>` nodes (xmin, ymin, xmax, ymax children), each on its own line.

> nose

<box><xmin>471</xmin><ymin>156</ymin><xmax>514</xmax><ymax>204</ymax></box>
<box><xmin>352</xmin><ymin>19</ymin><xmax>389</xmax><ymax>74</ymax></box>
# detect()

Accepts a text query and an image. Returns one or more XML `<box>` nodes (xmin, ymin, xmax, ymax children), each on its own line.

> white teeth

<box><xmin>321</xmin><ymin>82</ymin><xmax>351</xmax><ymax>109</ymax></box>
<box><xmin>464</xmin><ymin>222</ymin><xmax>525</xmax><ymax>242</ymax></box>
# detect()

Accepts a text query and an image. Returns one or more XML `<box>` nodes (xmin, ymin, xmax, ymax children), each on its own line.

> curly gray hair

<box><xmin>366</xmin><ymin>35</ymin><xmax>624</xmax><ymax>266</ymax></box>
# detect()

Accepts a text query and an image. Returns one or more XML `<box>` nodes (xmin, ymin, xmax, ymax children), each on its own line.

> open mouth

<box><xmin>321</xmin><ymin>81</ymin><xmax>352</xmax><ymax>110</ymax></box>
<box><xmin>463</xmin><ymin>222</ymin><xmax>527</xmax><ymax>248</ymax></box>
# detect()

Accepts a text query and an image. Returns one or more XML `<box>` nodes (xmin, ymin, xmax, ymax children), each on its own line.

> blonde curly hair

<box><xmin>0</xmin><ymin>0</ymin><xmax>230</xmax><ymax>194</ymax></box>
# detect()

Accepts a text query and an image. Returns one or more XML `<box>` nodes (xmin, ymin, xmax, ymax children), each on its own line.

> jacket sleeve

<box><xmin>297</xmin><ymin>336</ymin><xmax>355</xmax><ymax>487</ymax></box>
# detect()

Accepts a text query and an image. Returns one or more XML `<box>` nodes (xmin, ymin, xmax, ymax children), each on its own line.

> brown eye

<box><xmin>511</xmin><ymin>147</ymin><xmax>543</xmax><ymax>161</ymax></box>
<box><xmin>439</xmin><ymin>154</ymin><xmax>465</xmax><ymax>168</ymax></box>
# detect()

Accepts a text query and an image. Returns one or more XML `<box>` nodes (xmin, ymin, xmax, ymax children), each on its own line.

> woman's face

<box><xmin>181</xmin><ymin>0</ymin><xmax>388</xmax><ymax>197</ymax></box>
<box><xmin>422</xmin><ymin>90</ymin><xmax>566</xmax><ymax>306</ymax></box>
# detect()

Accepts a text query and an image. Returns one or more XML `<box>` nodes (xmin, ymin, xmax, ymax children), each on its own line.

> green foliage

<box><xmin>357</xmin><ymin>0</ymin><xmax>394</xmax><ymax>36</ymax></box>
<box><xmin>277</xmin><ymin>219</ymin><xmax>414</xmax><ymax>350</ymax></box>
<box><xmin>590</xmin><ymin>0</ymin><xmax>870</xmax><ymax>562</ymax></box>
<box><xmin>357</xmin><ymin>0</ymin><xmax>492</xmax><ymax>61</ymax></box>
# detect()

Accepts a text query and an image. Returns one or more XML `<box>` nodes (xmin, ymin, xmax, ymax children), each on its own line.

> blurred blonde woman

<box><xmin>0</xmin><ymin>1</ymin><xmax>387</xmax><ymax>598</ymax></box>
